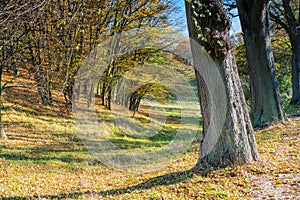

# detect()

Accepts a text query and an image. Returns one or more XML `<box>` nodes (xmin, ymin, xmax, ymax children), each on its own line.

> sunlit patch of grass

<box><xmin>108</xmin><ymin>125</ymin><xmax>177</xmax><ymax>150</ymax></box>
<box><xmin>133</xmin><ymin>116</ymin><xmax>151</xmax><ymax>124</ymax></box>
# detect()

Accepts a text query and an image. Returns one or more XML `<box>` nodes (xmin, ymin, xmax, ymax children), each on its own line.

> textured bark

<box><xmin>185</xmin><ymin>0</ymin><xmax>259</xmax><ymax>168</ymax></box>
<box><xmin>281</xmin><ymin>0</ymin><xmax>300</xmax><ymax>105</ymax></box>
<box><xmin>194</xmin><ymin>71</ymin><xmax>210</xmax><ymax>142</ymax></box>
<box><xmin>237</xmin><ymin>0</ymin><xmax>286</xmax><ymax>127</ymax></box>
<box><xmin>290</xmin><ymin>44</ymin><xmax>300</xmax><ymax>104</ymax></box>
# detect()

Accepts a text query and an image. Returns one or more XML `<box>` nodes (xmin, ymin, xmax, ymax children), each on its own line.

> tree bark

<box><xmin>281</xmin><ymin>0</ymin><xmax>300</xmax><ymax>105</ymax></box>
<box><xmin>101</xmin><ymin>82</ymin><xmax>106</xmax><ymax>106</ymax></box>
<box><xmin>88</xmin><ymin>84</ymin><xmax>94</xmax><ymax>108</ymax></box>
<box><xmin>185</xmin><ymin>0</ymin><xmax>259</xmax><ymax>168</ymax></box>
<box><xmin>290</xmin><ymin>42</ymin><xmax>300</xmax><ymax>104</ymax></box>
<box><xmin>0</xmin><ymin>65</ymin><xmax>7</xmax><ymax>140</ymax></box>
<box><xmin>237</xmin><ymin>0</ymin><xmax>286</xmax><ymax>127</ymax></box>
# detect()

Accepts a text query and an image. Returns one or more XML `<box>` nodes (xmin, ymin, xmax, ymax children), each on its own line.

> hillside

<box><xmin>0</xmin><ymin>69</ymin><xmax>299</xmax><ymax>199</ymax></box>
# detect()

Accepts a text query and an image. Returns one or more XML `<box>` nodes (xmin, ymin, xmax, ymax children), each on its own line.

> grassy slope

<box><xmin>0</xmin><ymin>71</ymin><xmax>299</xmax><ymax>199</ymax></box>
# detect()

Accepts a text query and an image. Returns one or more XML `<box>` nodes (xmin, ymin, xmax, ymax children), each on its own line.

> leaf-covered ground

<box><xmin>0</xmin><ymin>77</ymin><xmax>299</xmax><ymax>199</ymax></box>
<box><xmin>1</xmin><ymin>112</ymin><xmax>299</xmax><ymax>199</ymax></box>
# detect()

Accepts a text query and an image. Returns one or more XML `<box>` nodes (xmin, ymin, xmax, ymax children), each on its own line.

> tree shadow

<box><xmin>3</xmin><ymin>168</ymin><xmax>201</xmax><ymax>199</ymax></box>
<box><xmin>0</xmin><ymin>139</ymin><xmax>113</xmax><ymax>165</ymax></box>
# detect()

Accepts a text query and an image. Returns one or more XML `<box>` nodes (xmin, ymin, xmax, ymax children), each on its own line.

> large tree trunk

<box><xmin>185</xmin><ymin>0</ymin><xmax>259</xmax><ymax>168</ymax></box>
<box><xmin>237</xmin><ymin>0</ymin><xmax>286</xmax><ymax>127</ymax></box>
<box><xmin>290</xmin><ymin>42</ymin><xmax>300</xmax><ymax>104</ymax></box>
<box><xmin>281</xmin><ymin>0</ymin><xmax>300</xmax><ymax>105</ymax></box>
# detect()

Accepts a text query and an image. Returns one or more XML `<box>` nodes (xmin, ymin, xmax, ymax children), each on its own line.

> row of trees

<box><xmin>0</xmin><ymin>0</ymin><xmax>178</xmax><ymax>139</ymax></box>
<box><xmin>0</xmin><ymin>0</ymin><xmax>298</xmax><ymax>170</ymax></box>
<box><xmin>185</xmin><ymin>0</ymin><xmax>298</xmax><ymax>168</ymax></box>
<box><xmin>270</xmin><ymin>0</ymin><xmax>300</xmax><ymax>105</ymax></box>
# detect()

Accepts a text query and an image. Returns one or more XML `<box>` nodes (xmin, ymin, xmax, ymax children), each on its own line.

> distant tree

<box><xmin>128</xmin><ymin>83</ymin><xmax>174</xmax><ymax>117</ymax></box>
<box><xmin>235</xmin><ymin>34</ymin><xmax>292</xmax><ymax>102</ymax></box>
<box><xmin>185</xmin><ymin>0</ymin><xmax>259</xmax><ymax>168</ymax></box>
<box><xmin>237</xmin><ymin>0</ymin><xmax>287</xmax><ymax>127</ymax></box>
<box><xmin>98</xmin><ymin>0</ymin><xmax>178</xmax><ymax>110</ymax></box>
<box><xmin>270</xmin><ymin>0</ymin><xmax>300</xmax><ymax>105</ymax></box>
<box><xmin>0</xmin><ymin>0</ymin><xmax>176</xmax><ymax>138</ymax></box>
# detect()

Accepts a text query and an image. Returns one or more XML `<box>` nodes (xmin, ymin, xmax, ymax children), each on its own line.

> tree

<box><xmin>237</xmin><ymin>0</ymin><xmax>287</xmax><ymax>127</ymax></box>
<box><xmin>185</xmin><ymin>0</ymin><xmax>259</xmax><ymax>168</ymax></box>
<box><xmin>270</xmin><ymin>0</ymin><xmax>300</xmax><ymax>105</ymax></box>
<box><xmin>0</xmin><ymin>0</ymin><xmax>41</xmax><ymax>139</ymax></box>
<box><xmin>98</xmin><ymin>0</ymin><xmax>177</xmax><ymax>110</ymax></box>
<box><xmin>235</xmin><ymin>34</ymin><xmax>292</xmax><ymax>102</ymax></box>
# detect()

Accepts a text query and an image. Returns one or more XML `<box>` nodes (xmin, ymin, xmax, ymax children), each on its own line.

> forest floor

<box><xmin>0</xmin><ymin>75</ymin><xmax>299</xmax><ymax>199</ymax></box>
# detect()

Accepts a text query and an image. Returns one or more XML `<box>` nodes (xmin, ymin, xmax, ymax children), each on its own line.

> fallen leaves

<box><xmin>0</xmin><ymin>107</ymin><xmax>299</xmax><ymax>199</ymax></box>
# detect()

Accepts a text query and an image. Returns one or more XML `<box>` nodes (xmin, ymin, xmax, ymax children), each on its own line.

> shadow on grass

<box><xmin>2</xmin><ymin>169</ymin><xmax>198</xmax><ymax>199</ymax></box>
<box><xmin>6</xmin><ymin>106</ymin><xmax>71</xmax><ymax>120</ymax></box>
<box><xmin>0</xmin><ymin>152</ymin><xmax>88</xmax><ymax>164</ymax></box>
<box><xmin>4</xmin><ymin>86</ymin><xmax>70</xmax><ymax>118</ymax></box>
<box><xmin>0</xmin><ymin>139</ymin><xmax>110</xmax><ymax>165</ymax></box>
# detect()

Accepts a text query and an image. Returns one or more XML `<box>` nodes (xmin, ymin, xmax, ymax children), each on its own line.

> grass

<box><xmin>0</xmin><ymin>73</ymin><xmax>299</xmax><ymax>199</ymax></box>
<box><xmin>108</xmin><ymin>125</ymin><xmax>177</xmax><ymax>150</ymax></box>
<box><xmin>283</xmin><ymin>97</ymin><xmax>300</xmax><ymax>116</ymax></box>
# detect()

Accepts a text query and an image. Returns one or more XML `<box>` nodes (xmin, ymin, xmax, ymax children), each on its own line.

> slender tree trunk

<box><xmin>35</xmin><ymin>66</ymin><xmax>51</xmax><ymax>106</ymax></box>
<box><xmin>237</xmin><ymin>0</ymin><xmax>286</xmax><ymax>127</ymax></box>
<box><xmin>88</xmin><ymin>84</ymin><xmax>94</xmax><ymax>108</ymax></box>
<box><xmin>97</xmin><ymin>81</ymin><xmax>101</xmax><ymax>97</ymax></box>
<box><xmin>185</xmin><ymin>0</ymin><xmax>259</xmax><ymax>168</ymax></box>
<box><xmin>101</xmin><ymin>82</ymin><xmax>106</xmax><ymax>106</ymax></box>
<box><xmin>0</xmin><ymin>102</ymin><xmax>6</xmax><ymax>140</ymax></box>
<box><xmin>107</xmin><ymin>88</ymin><xmax>112</xmax><ymax>110</ymax></box>
<box><xmin>47</xmin><ymin>80</ymin><xmax>53</xmax><ymax>106</ymax></box>
<box><xmin>0</xmin><ymin>109</ymin><xmax>6</xmax><ymax>140</ymax></box>
<box><xmin>0</xmin><ymin>66</ymin><xmax>7</xmax><ymax>139</ymax></box>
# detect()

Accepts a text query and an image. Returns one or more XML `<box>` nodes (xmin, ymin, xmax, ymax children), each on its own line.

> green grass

<box><xmin>283</xmin><ymin>98</ymin><xmax>300</xmax><ymax>115</ymax></box>
<box><xmin>109</xmin><ymin>125</ymin><xmax>177</xmax><ymax>150</ymax></box>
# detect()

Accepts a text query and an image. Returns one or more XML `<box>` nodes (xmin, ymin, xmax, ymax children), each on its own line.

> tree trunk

<box><xmin>88</xmin><ymin>84</ymin><xmax>94</xmax><ymax>108</ymax></box>
<box><xmin>281</xmin><ymin>0</ymin><xmax>300</xmax><ymax>105</ymax></box>
<box><xmin>185</xmin><ymin>0</ymin><xmax>259</xmax><ymax>168</ymax></box>
<box><xmin>96</xmin><ymin>81</ymin><xmax>101</xmax><ymax>97</ymax></box>
<box><xmin>107</xmin><ymin>88</ymin><xmax>112</xmax><ymax>110</ymax></box>
<box><xmin>290</xmin><ymin>42</ymin><xmax>300</xmax><ymax>104</ymax></box>
<box><xmin>0</xmin><ymin>100</ymin><xmax>6</xmax><ymax>140</ymax></box>
<box><xmin>237</xmin><ymin>0</ymin><xmax>286</xmax><ymax>127</ymax></box>
<box><xmin>194</xmin><ymin>71</ymin><xmax>210</xmax><ymax>143</ymax></box>
<box><xmin>0</xmin><ymin>66</ymin><xmax>7</xmax><ymax>140</ymax></box>
<box><xmin>35</xmin><ymin>70</ymin><xmax>50</xmax><ymax>106</ymax></box>
<box><xmin>0</xmin><ymin>103</ymin><xmax>6</xmax><ymax>140</ymax></box>
<box><xmin>47</xmin><ymin>80</ymin><xmax>53</xmax><ymax>106</ymax></box>
<box><xmin>101</xmin><ymin>82</ymin><xmax>106</xmax><ymax>106</ymax></box>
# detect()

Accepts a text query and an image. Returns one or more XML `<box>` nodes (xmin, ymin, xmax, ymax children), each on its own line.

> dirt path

<box><xmin>246</xmin><ymin>117</ymin><xmax>300</xmax><ymax>199</ymax></box>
